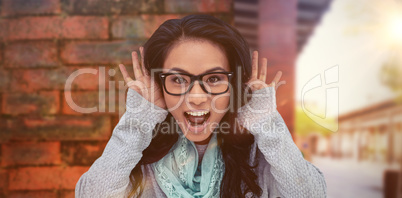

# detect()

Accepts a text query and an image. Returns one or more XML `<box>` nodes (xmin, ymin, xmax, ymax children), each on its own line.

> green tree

<box><xmin>295</xmin><ymin>105</ymin><xmax>335</xmax><ymax>137</ymax></box>
<box><xmin>380</xmin><ymin>55</ymin><xmax>402</xmax><ymax>102</ymax></box>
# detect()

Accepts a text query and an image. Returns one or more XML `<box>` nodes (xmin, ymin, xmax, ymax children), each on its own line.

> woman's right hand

<box><xmin>119</xmin><ymin>47</ymin><xmax>167</xmax><ymax>110</ymax></box>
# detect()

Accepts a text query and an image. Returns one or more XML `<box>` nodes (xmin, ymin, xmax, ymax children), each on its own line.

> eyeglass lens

<box><xmin>165</xmin><ymin>73</ymin><xmax>230</xmax><ymax>94</ymax></box>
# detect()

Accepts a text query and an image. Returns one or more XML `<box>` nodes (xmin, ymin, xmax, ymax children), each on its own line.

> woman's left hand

<box><xmin>246</xmin><ymin>51</ymin><xmax>282</xmax><ymax>91</ymax></box>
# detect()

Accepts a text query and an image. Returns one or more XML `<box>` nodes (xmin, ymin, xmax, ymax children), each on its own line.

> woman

<box><xmin>75</xmin><ymin>14</ymin><xmax>326</xmax><ymax>198</ymax></box>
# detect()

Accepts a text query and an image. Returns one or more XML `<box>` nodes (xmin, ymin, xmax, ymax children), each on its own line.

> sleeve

<box><xmin>75</xmin><ymin>89</ymin><xmax>169</xmax><ymax>198</ymax></box>
<box><xmin>238</xmin><ymin>87</ymin><xmax>327</xmax><ymax>198</ymax></box>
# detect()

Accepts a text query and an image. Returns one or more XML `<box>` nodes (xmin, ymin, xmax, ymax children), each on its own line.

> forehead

<box><xmin>162</xmin><ymin>39</ymin><xmax>230</xmax><ymax>74</ymax></box>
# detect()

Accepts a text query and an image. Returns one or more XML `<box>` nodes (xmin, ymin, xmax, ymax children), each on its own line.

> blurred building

<box><xmin>332</xmin><ymin>100</ymin><xmax>402</xmax><ymax>164</ymax></box>
<box><xmin>304</xmin><ymin>99</ymin><xmax>402</xmax><ymax>165</ymax></box>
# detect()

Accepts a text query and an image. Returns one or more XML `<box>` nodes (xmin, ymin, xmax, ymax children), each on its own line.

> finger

<box><xmin>119</xmin><ymin>64</ymin><xmax>131</xmax><ymax>83</ymax></box>
<box><xmin>127</xmin><ymin>79</ymin><xmax>140</xmax><ymax>87</ymax></box>
<box><xmin>272</xmin><ymin>71</ymin><xmax>282</xmax><ymax>85</ymax></box>
<box><xmin>259</xmin><ymin>58</ymin><xmax>268</xmax><ymax>82</ymax></box>
<box><xmin>271</xmin><ymin>81</ymin><xmax>276</xmax><ymax>89</ymax></box>
<box><xmin>139</xmin><ymin>46</ymin><xmax>148</xmax><ymax>76</ymax></box>
<box><xmin>132</xmin><ymin>51</ymin><xmax>143</xmax><ymax>80</ymax></box>
<box><xmin>126</xmin><ymin>77</ymin><xmax>134</xmax><ymax>82</ymax></box>
<box><xmin>128</xmin><ymin>80</ymin><xmax>149</xmax><ymax>98</ymax></box>
<box><xmin>251</xmin><ymin>51</ymin><xmax>258</xmax><ymax>79</ymax></box>
<box><xmin>127</xmin><ymin>82</ymin><xmax>142</xmax><ymax>94</ymax></box>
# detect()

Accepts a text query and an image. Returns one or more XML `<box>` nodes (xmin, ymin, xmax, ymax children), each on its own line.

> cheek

<box><xmin>211</xmin><ymin>94</ymin><xmax>230</xmax><ymax>116</ymax></box>
<box><xmin>164</xmin><ymin>95</ymin><xmax>177</xmax><ymax>109</ymax></box>
<box><xmin>163</xmin><ymin>92</ymin><xmax>184</xmax><ymax>117</ymax></box>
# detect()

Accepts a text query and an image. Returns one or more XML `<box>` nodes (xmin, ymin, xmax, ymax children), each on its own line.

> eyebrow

<box><xmin>168</xmin><ymin>66</ymin><xmax>227</xmax><ymax>74</ymax></box>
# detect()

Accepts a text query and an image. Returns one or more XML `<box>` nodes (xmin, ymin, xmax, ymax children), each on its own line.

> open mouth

<box><xmin>184</xmin><ymin>111</ymin><xmax>211</xmax><ymax>127</ymax></box>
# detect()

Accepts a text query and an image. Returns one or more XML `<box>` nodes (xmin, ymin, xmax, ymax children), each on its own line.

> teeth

<box><xmin>186</xmin><ymin>111</ymin><xmax>209</xmax><ymax>116</ymax></box>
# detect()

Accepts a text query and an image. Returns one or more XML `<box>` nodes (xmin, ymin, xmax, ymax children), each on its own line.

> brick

<box><xmin>112</xmin><ymin>65</ymin><xmax>142</xmax><ymax>115</ymax></box>
<box><xmin>8</xmin><ymin>191</ymin><xmax>58</xmax><ymax>198</ymax></box>
<box><xmin>111</xmin><ymin>17</ymin><xmax>144</xmax><ymax>39</ymax></box>
<box><xmin>6</xmin><ymin>16</ymin><xmax>108</xmax><ymax>41</ymax></box>
<box><xmin>62</xmin><ymin>91</ymin><xmax>117</xmax><ymax>115</ymax></box>
<box><xmin>0</xmin><ymin>69</ymin><xmax>10</xmax><ymax>91</ymax></box>
<box><xmin>61</xmin><ymin>67</ymin><xmax>110</xmax><ymax>91</ymax></box>
<box><xmin>61</xmin><ymin>41</ymin><xmax>140</xmax><ymax>65</ymax></box>
<box><xmin>60</xmin><ymin>190</ymin><xmax>74</xmax><ymax>198</ymax></box>
<box><xmin>4</xmin><ymin>41</ymin><xmax>59</xmax><ymax>68</ymax></box>
<box><xmin>112</xmin><ymin>15</ymin><xmax>180</xmax><ymax>39</ymax></box>
<box><xmin>11</xmin><ymin>69</ymin><xmax>64</xmax><ymax>92</ymax></box>
<box><xmin>114</xmin><ymin>64</ymin><xmax>132</xmax><ymax>89</ymax></box>
<box><xmin>0</xmin><ymin>169</ymin><xmax>7</xmax><ymax>192</ymax></box>
<box><xmin>62</xmin><ymin>0</ymin><xmax>163</xmax><ymax>14</ymax></box>
<box><xmin>0</xmin><ymin>43</ymin><xmax>3</xmax><ymax>64</ymax></box>
<box><xmin>0</xmin><ymin>20</ymin><xmax>9</xmax><ymax>41</ymax></box>
<box><xmin>62</xmin><ymin>16</ymin><xmax>108</xmax><ymax>39</ymax></box>
<box><xmin>11</xmin><ymin>67</ymin><xmax>110</xmax><ymax>92</ymax></box>
<box><xmin>1</xmin><ymin>142</ymin><xmax>61</xmax><ymax>166</ymax></box>
<box><xmin>213</xmin><ymin>0</ymin><xmax>233</xmax><ymax>12</ymax></box>
<box><xmin>212</xmin><ymin>13</ymin><xmax>233</xmax><ymax>25</ymax></box>
<box><xmin>111</xmin><ymin>115</ymin><xmax>120</xmax><ymax>131</ymax></box>
<box><xmin>7</xmin><ymin>116</ymin><xmax>111</xmax><ymax>141</ymax></box>
<box><xmin>7</xmin><ymin>17</ymin><xmax>61</xmax><ymax>41</ymax></box>
<box><xmin>2</xmin><ymin>91</ymin><xmax>60</xmax><ymax>115</ymax></box>
<box><xmin>61</xmin><ymin>141</ymin><xmax>107</xmax><ymax>165</ymax></box>
<box><xmin>165</xmin><ymin>0</ymin><xmax>232</xmax><ymax>13</ymax></box>
<box><xmin>62</xmin><ymin>91</ymin><xmax>100</xmax><ymax>115</ymax></box>
<box><xmin>9</xmin><ymin>166</ymin><xmax>89</xmax><ymax>190</ymax></box>
<box><xmin>2</xmin><ymin>0</ymin><xmax>61</xmax><ymax>16</ymax></box>
<box><xmin>0</xmin><ymin>117</ymin><xmax>12</xmax><ymax>143</ymax></box>
<box><xmin>143</xmin><ymin>15</ymin><xmax>182</xmax><ymax>38</ymax></box>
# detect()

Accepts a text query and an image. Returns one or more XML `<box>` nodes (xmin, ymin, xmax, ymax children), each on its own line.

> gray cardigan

<box><xmin>75</xmin><ymin>87</ymin><xmax>327</xmax><ymax>197</ymax></box>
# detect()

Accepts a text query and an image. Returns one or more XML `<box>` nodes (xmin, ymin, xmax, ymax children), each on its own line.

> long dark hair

<box><xmin>128</xmin><ymin>14</ymin><xmax>262</xmax><ymax>197</ymax></box>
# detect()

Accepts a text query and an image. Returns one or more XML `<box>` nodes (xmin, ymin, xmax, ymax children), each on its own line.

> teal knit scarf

<box><xmin>151</xmin><ymin>132</ymin><xmax>225</xmax><ymax>198</ymax></box>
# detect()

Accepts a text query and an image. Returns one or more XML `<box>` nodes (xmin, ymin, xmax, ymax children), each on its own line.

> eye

<box><xmin>206</xmin><ymin>76</ymin><xmax>221</xmax><ymax>83</ymax></box>
<box><xmin>172</xmin><ymin>76</ymin><xmax>188</xmax><ymax>84</ymax></box>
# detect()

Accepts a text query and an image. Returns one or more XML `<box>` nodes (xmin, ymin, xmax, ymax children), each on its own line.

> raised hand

<box><xmin>119</xmin><ymin>47</ymin><xmax>167</xmax><ymax>110</ymax></box>
<box><xmin>246</xmin><ymin>51</ymin><xmax>282</xmax><ymax>92</ymax></box>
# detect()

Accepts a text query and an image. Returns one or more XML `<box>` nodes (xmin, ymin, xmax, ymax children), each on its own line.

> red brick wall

<box><xmin>0</xmin><ymin>0</ymin><xmax>233</xmax><ymax>197</ymax></box>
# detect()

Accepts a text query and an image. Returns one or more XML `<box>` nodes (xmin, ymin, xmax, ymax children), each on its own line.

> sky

<box><xmin>296</xmin><ymin>0</ymin><xmax>401</xmax><ymax>117</ymax></box>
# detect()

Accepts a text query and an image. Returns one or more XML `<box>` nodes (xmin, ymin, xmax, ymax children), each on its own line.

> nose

<box><xmin>185</xmin><ymin>81</ymin><xmax>208</xmax><ymax>106</ymax></box>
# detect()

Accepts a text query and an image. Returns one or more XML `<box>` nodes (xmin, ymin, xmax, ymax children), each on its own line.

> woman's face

<box><xmin>162</xmin><ymin>39</ymin><xmax>231</xmax><ymax>144</ymax></box>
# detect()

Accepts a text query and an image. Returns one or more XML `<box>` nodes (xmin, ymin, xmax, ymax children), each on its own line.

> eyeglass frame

<box><xmin>159</xmin><ymin>71</ymin><xmax>234</xmax><ymax>96</ymax></box>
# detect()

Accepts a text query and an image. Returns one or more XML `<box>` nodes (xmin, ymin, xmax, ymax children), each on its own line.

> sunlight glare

<box><xmin>388</xmin><ymin>15</ymin><xmax>402</xmax><ymax>42</ymax></box>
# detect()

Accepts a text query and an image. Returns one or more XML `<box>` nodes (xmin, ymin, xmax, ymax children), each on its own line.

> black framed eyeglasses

<box><xmin>159</xmin><ymin>71</ymin><xmax>234</xmax><ymax>96</ymax></box>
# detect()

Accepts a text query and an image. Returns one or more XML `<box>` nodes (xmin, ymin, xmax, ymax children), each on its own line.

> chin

<box><xmin>183</xmin><ymin>129</ymin><xmax>213</xmax><ymax>143</ymax></box>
